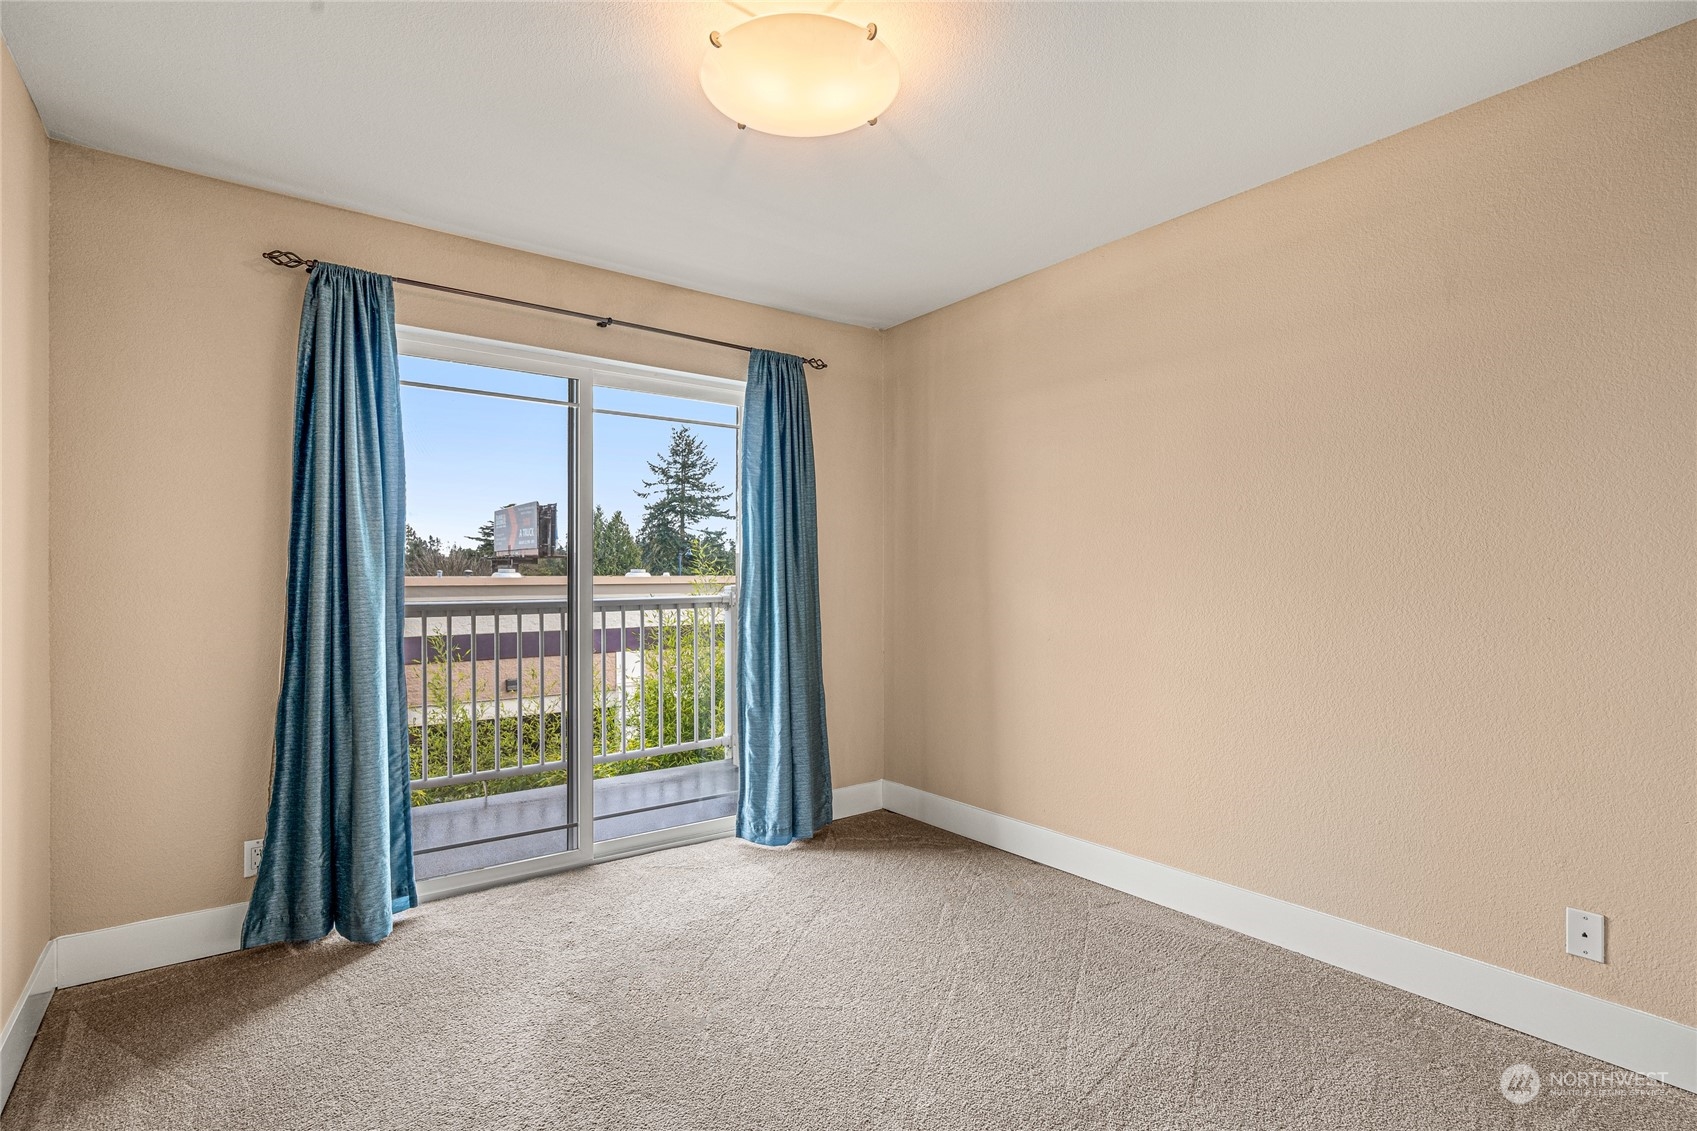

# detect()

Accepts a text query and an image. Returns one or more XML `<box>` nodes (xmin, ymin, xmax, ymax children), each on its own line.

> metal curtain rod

<box><xmin>261</xmin><ymin>250</ymin><xmax>828</xmax><ymax>370</ymax></box>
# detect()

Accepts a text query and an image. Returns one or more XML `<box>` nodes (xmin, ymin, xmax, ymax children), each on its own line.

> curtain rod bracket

<box><xmin>261</xmin><ymin>250</ymin><xmax>829</xmax><ymax>371</ymax></box>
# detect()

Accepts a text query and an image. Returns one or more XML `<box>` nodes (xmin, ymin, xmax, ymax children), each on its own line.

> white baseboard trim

<box><xmin>1</xmin><ymin>941</ymin><xmax>56</xmax><ymax>1104</ymax></box>
<box><xmin>881</xmin><ymin>780</ymin><xmax>1697</xmax><ymax>1094</ymax></box>
<box><xmin>55</xmin><ymin>902</ymin><xmax>248</xmax><ymax>990</ymax></box>
<box><xmin>832</xmin><ymin>778</ymin><xmax>885</xmax><ymax>818</ymax></box>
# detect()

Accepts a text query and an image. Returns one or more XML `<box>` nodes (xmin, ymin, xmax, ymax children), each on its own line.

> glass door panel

<box><xmin>396</xmin><ymin>346</ymin><xmax>593</xmax><ymax>881</ymax></box>
<box><xmin>591</xmin><ymin>385</ymin><xmax>740</xmax><ymax>841</ymax></box>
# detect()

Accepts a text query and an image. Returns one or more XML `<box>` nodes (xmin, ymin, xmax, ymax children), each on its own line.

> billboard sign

<box><xmin>492</xmin><ymin>502</ymin><xmax>557</xmax><ymax>560</ymax></box>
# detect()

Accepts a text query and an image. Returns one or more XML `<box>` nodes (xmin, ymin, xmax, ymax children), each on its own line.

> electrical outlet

<box><xmin>1566</xmin><ymin>907</ymin><xmax>1605</xmax><ymax>963</ymax></box>
<box><xmin>243</xmin><ymin>839</ymin><xmax>265</xmax><ymax>879</ymax></box>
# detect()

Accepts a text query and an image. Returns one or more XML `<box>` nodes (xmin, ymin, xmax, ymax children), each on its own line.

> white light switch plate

<box><xmin>1566</xmin><ymin>907</ymin><xmax>1605</xmax><ymax>963</ymax></box>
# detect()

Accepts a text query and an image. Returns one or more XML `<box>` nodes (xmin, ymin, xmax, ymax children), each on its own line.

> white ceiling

<box><xmin>3</xmin><ymin>2</ymin><xmax>1691</xmax><ymax>328</ymax></box>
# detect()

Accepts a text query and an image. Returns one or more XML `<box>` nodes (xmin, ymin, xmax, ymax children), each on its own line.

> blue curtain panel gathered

<box><xmin>736</xmin><ymin>349</ymin><xmax>833</xmax><ymax>846</ymax></box>
<box><xmin>243</xmin><ymin>263</ymin><xmax>417</xmax><ymax>948</ymax></box>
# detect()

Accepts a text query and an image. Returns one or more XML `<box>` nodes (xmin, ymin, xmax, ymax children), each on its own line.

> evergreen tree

<box><xmin>470</xmin><ymin>519</ymin><xmax>495</xmax><ymax>557</ymax></box>
<box><xmin>592</xmin><ymin>506</ymin><xmax>643</xmax><ymax>576</ymax></box>
<box><xmin>636</xmin><ymin>427</ymin><xmax>732</xmax><ymax>575</ymax></box>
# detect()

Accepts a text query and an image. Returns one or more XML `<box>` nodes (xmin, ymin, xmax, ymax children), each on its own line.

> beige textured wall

<box><xmin>48</xmin><ymin>146</ymin><xmax>885</xmax><ymax>935</ymax></box>
<box><xmin>0</xmin><ymin>42</ymin><xmax>52</xmax><ymax>1017</ymax></box>
<box><xmin>882</xmin><ymin>25</ymin><xmax>1696</xmax><ymax>1024</ymax></box>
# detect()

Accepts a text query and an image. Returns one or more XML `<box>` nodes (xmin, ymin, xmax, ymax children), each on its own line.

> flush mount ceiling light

<box><xmin>700</xmin><ymin>13</ymin><xmax>899</xmax><ymax>137</ymax></box>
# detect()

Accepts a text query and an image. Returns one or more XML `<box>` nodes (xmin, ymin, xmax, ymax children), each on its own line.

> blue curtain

<box><xmin>243</xmin><ymin>263</ymin><xmax>417</xmax><ymax>948</ymax></box>
<box><xmin>736</xmin><ymin>350</ymin><xmax>832</xmax><ymax>846</ymax></box>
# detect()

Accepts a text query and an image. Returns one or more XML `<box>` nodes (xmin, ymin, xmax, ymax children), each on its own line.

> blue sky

<box><xmin>399</xmin><ymin>356</ymin><xmax>737</xmax><ymax>553</ymax></box>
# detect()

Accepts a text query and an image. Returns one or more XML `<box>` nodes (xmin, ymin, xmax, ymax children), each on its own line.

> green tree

<box><xmin>406</xmin><ymin>524</ymin><xmax>443</xmax><ymax>575</ymax></box>
<box><xmin>637</xmin><ymin>426</ymin><xmax>732</xmax><ymax>575</ymax></box>
<box><xmin>686</xmin><ymin>532</ymin><xmax>735</xmax><ymax>576</ymax></box>
<box><xmin>593</xmin><ymin>506</ymin><xmax>643</xmax><ymax>576</ymax></box>
<box><xmin>406</xmin><ymin>524</ymin><xmax>487</xmax><ymax>577</ymax></box>
<box><xmin>469</xmin><ymin>519</ymin><xmax>494</xmax><ymax>557</ymax></box>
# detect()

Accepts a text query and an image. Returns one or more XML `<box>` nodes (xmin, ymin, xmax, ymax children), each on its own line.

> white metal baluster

<box><xmin>444</xmin><ymin>614</ymin><xmax>456</xmax><ymax>779</ymax></box>
<box><xmin>663</xmin><ymin>603</ymin><xmax>672</xmax><ymax>749</ymax></box>
<box><xmin>520</xmin><ymin>610</ymin><xmax>529</xmax><ymax>769</ymax></box>
<box><xmin>672</xmin><ymin>603</ymin><xmax>680</xmax><ymax>750</ymax></box>
<box><xmin>510</xmin><ymin>611</ymin><xmax>518</xmax><ymax>772</ymax></box>
<box><xmin>538</xmin><ymin>609</ymin><xmax>544</xmax><ymax>767</ymax></box>
<box><xmin>516</xmin><ymin>610</ymin><xmax>523</xmax><ymax>768</ymax></box>
<box><xmin>538</xmin><ymin>608</ymin><xmax>546</xmax><ymax>767</ymax></box>
<box><xmin>594</xmin><ymin>608</ymin><xmax>604</xmax><ymax>762</ymax></box>
<box><xmin>638</xmin><ymin>604</ymin><xmax>647</xmax><ymax>754</ymax></box>
<box><xmin>409</xmin><ymin>612</ymin><xmax>421</xmax><ymax>785</ymax></box>
<box><xmin>710</xmin><ymin>601</ymin><xmax>719</xmax><ymax>740</ymax></box>
<box><xmin>534</xmin><ymin>609</ymin><xmax>541</xmax><ymax>767</ymax></box>
<box><xmin>432</xmin><ymin>612</ymin><xmax>442</xmax><ymax>779</ymax></box>
<box><xmin>421</xmin><ymin>614</ymin><xmax>434</xmax><ymax>782</ymax></box>
<box><xmin>657</xmin><ymin>602</ymin><xmax>665</xmax><ymax>753</ymax></box>
<box><xmin>514</xmin><ymin>611</ymin><xmax>523</xmax><ymax>771</ymax></box>
<box><xmin>692</xmin><ymin>602</ymin><xmax>700</xmax><ymax>744</ymax></box>
<box><xmin>514</xmin><ymin>610</ymin><xmax>523</xmax><ymax>770</ymax></box>
<box><xmin>600</xmin><ymin>608</ymin><xmax>611</xmax><ymax>762</ymax></box>
<box><xmin>618</xmin><ymin>607</ymin><xmax>628</xmax><ymax>757</ymax></box>
<box><xmin>543</xmin><ymin>608</ymin><xmax>552</xmax><ymax>769</ymax></box>
<box><xmin>524</xmin><ymin>609</ymin><xmax>530</xmax><ymax>768</ymax></box>
<box><xmin>566</xmin><ymin>604</ymin><xmax>573</xmax><ymax>760</ymax></box>
<box><xmin>469</xmin><ymin>611</ymin><xmax>479</xmax><ymax>776</ymax></box>
<box><xmin>725</xmin><ymin>590</ymin><xmax>738</xmax><ymax>765</ymax></box>
<box><xmin>545</xmin><ymin>607</ymin><xmax>554</xmax><ymax>768</ymax></box>
<box><xmin>659</xmin><ymin>602</ymin><xmax>666</xmax><ymax>753</ymax></box>
<box><xmin>532</xmin><ymin>607</ymin><xmax>539</xmax><ymax>767</ymax></box>
<box><xmin>567</xmin><ymin>603</ymin><xmax>572</xmax><ymax>770</ymax></box>
<box><xmin>654</xmin><ymin>604</ymin><xmax>664</xmax><ymax>750</ymax></box>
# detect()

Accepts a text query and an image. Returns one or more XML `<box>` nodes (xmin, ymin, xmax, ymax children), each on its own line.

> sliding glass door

<box><xmin>395</xmin><ymin>327</ymin><xmax>741</xmax><ymax>885</ymax></box>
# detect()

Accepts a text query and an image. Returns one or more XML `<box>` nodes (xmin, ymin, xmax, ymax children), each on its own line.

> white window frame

<box><xmin>396</xmin><ymin>325</ymin><xmax>745</xmax><ymax>406</ymax></box>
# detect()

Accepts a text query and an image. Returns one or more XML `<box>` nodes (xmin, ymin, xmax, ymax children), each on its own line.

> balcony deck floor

<box><xmin>411</xmin><ymin>760</ymin><xmax>738</xmax><ymax>880</ymax></box>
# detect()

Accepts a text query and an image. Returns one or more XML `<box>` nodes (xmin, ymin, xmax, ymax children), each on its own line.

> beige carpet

<box><xmin>3</xmin><ymin>811</ymin><xmax>1690</xmax><ymax>1130</ymax></box>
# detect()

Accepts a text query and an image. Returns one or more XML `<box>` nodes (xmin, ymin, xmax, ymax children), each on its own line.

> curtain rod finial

<box><xmin>805</xmin><ymin>358</ymin><xmax>828</xmax><ymax>370</ymax></box>
<box><xmin>263</xmin><ymin>249</ymin><xmax>317</xmax><ymax>271</ymax></box>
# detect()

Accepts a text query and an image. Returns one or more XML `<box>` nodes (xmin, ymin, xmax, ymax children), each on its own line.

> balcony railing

<box><xmin>404</xmin><ymin>588</ymin><xmax>736</xmax><ymax>798</ymax></box>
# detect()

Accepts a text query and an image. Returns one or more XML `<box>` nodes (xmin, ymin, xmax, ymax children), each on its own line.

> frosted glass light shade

<box><xmin>700</xmin><ymin>13</ymin><xmax>899</xmax><ymax>138</ymax></box>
